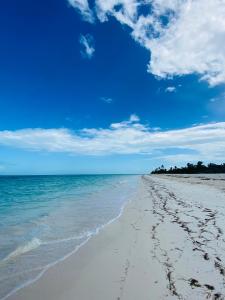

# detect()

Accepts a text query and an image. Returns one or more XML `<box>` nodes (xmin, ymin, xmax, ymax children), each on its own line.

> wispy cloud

<box><xmin>79</xmin><ymin>34</ymin><xmax>95</xmax><ymax>59</ymax></box>
<box><xmin>71</xmin><ymin>0</ymin><xmax>225</xmax><ymax>86</ymax></box>
<box><xmin>129</xmin><ymin>114</ymin><xmax>139</xmax><ymax>122</ymax></box>
<box><xmin>100</xmin><ymin>97</ymin><xmax>113</xmax><ymax>104</ymax></box>
<box><xmin>68</xmin><ymin>0</ymin><xmax>94</xmax><ymax>23</ymax></box>
<box><xmin>208</xmin><ymin>93</ymin><xmax>225</xmax><ymax>117</ymax></box>
<box><xmin>165</xmin><ymin>86</ymin><xmax>176</xmax><ymax>93</ymax></box>
<box><xmin>0</xmin><ymin>116</ymin><xmax>225</xmax><ymax>161</ymax></box>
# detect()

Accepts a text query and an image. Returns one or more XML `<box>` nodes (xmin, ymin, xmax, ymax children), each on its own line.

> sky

<box><xmin>0</xmin><ymin>0</ymin><xmax>225</xmax><ymax>174</ymax></box>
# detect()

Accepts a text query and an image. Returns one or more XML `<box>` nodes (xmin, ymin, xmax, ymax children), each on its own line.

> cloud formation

<box><xmin>70</xmin><ymin>0</ymin><xmax>225</xmax><ymax>86</ymax></box>
<box><xmin>100</xmin><ymin>96</ymin><xmax>113</xmax><ymax>104</ymax></box>
<box><xmin>0</xmin><ymin>116</ymin><xmax>225</xmax><ymax>162</ymax></box>
<box><xmin>79</xmin><ymin>34</ymin><xmax>95</xmax><ymax>59</ymax></box>
<box><xmin>68</xmin><ymin>0</ymin><xmax>94</xmax><ymax>23</ymax></box>
<box><xmin>165</xmin><ymin>86</ymin><xmax>176</xmax><ymax>93</ymax></box>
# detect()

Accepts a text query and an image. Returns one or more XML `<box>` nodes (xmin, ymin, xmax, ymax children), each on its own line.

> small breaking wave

<box><xmin>42</xmin><ymin>232</ymin><xmax>92</xmax><ymax>245</ymax></box>
<box><xmin>0</xmin><ymin>175</ymin><xmax>139</xmax><ymax>300</ymax></box>
<box><xmin>2</xmin><ymin>238</ymin><xmax>42</xmax><ymax>262</ymax></box>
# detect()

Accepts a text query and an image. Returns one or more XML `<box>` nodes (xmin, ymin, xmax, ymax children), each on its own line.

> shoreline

<box><xmin>2</xmin><ymin>179</ymin><xmax>139</xmax><ymax>300</ymax></box>
<box><xmin>7</xmin><ymin>174</ymin><xmax>225</xmax><ymax>300</ymax></box>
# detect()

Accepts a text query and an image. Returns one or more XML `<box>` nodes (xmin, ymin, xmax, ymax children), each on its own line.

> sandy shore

<box><xmin>8</xmin><ymin>174</ymin><xmax>225</xmax><ymax>300</ymax></box>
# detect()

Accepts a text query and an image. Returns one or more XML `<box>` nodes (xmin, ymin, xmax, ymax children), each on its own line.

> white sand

<box><xmin>8</xmin><ymin>174</ymin><xmax>225</xmax><ymax>300</ymax></box>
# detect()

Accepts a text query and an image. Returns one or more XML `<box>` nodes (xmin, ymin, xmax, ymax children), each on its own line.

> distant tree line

<box><xmin>151</xmin><ymin>161</ymin><xmax>225</xmax><ymax>174</ymax></box>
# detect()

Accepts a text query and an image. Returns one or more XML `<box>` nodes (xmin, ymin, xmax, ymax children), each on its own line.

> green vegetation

<box><xmin>151</xmin><ymin>161</ymin><xmax>225</xmax><ymax>174</ymax></box>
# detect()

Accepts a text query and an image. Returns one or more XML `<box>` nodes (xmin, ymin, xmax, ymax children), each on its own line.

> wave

<box><xmin>1</xmin><ymin>197</ymin><xmax>131</xmax><ymax>300</ymax></box>
<box><xmin>2</xmin><ymin>238</ymin><xmax>42</xmax><ymax>262</ymax></box>
<box><xmin>0</xmin><ymin>177</ymin><xmax>139</xmax><ymax>300</ymax></box>
<box><xmin>43</xmin><ymin>233</ymin><xmax>91</xmax><ymax>245</ymax></box>
<box><xmin>2</xmin><ymin>232</ymin><xmax>96</xmax><ymax>265</ymax></box>
<box><xmin>2</xmin><ymin>231</ymin><xmax>95</xmax><ymax>265</ymax></box>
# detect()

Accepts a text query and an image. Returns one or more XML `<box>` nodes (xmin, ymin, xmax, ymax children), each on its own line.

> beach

<box><xmin>7</xmin><ymin>174</ymin><xmax>225</xmax><ymax>300</ymax></box>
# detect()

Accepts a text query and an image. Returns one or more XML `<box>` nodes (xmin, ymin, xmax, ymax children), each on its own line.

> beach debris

<box><xmin>204</xmin><ymin>284</ymin><xmax>215</xmax><ymax>291</ymax></box>
<box><xmin>189</xmin><ymin>278</ymin><xmax>201</xmax><ymax>288</ymax></box>
<box><xmin>203</xmin><ymin>253</ymin><xmax>210</xmax><ymax>260</ymax></box>
<box><xmin>214</xmin><ymin>261</ymin><xmax>225</xmax><ymax>276</ymax></box>
<box><xmin>143</xmin><ymin>175</ymin><xmax>225</xmax><ymax>300</ymax></box>
<box><xmin>213</xmin><ymin>293</ymin><xmax>223</xmax><ymax>300</ymax></box>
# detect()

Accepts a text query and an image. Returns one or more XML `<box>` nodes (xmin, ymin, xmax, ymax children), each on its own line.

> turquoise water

<box><xmin>0</xmin><ymin>175</ymin><xmax>139</xmax><ymax>299</ymax></box>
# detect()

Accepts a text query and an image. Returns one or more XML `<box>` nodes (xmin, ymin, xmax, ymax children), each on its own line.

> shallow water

<box><xmin>0</xmin><ymin>174</ymin><xmax>139</xmax><ymax>299</ymax></box>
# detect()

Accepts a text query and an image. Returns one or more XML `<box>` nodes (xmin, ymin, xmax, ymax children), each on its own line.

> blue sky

<box><xmin>0</xmin><ymin>0</ymin><xmax>225</xmax><ymax>174</ymax></box>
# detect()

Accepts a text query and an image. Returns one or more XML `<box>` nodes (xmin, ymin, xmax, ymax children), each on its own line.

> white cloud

<box><xmin>129</xmin><ymin>114</ymin><xmax>140</xmax><ymax>122</ymax></box>
<box><xmin>100</xmin><ymin>97</ymin><xmax>113</xmax><ymax>103</ymax></box>
<box><xmin>79</xmin><ymin>34</ymin><xmax>95</xmax><ymax>59</ymax></box>
<box><xmin>68</xmin><ymin>0</ymin><xmax>94</xmax><ymax>23</ymax></box>
<box><xmin>95</xmin><ymin>0</ymin><xmax>139</xmax><ymax>26</ymax></box>
<box><xmin>165</xmin><ymin>86</ymin><xmax>176</xmax><ymax>93</ymax></box>
<box><xmin>152</xmin><ymin>127</ymin><xmax>161</xmax><ymax>131</ymax></box>
<box><xmin>147</xmin><ymin>0</ymin><xmax>225</xmax><ymax>86</ymax></box>
<box><xmin>0</xmin><ymin>116</ymin><xmax>225</xmax><ymax>161</ymax></box>
<box><xmin>71</xmin><ymin>0</ymin><xmax>225</xmax><ymax>86</ymax></box>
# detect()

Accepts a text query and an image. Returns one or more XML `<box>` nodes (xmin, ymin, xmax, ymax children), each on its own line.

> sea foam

<box><xmin>0</xmin><ymin>174</ymin><xmax>139</xmax><ymax>300</ymax></box>
<box><xmin>3</xmin><ymin>238</ymin><xmax>42</xmax><ymax>262</ymax></box>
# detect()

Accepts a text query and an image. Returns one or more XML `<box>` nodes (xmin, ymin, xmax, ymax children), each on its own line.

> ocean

<box><xmin>0</xmin><ymin>174</ymin><xmax>140</xmax><ymax>299</ymax></box>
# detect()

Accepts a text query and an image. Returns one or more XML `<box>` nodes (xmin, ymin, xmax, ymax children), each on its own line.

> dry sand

<box><xmin>8</xmin><ymin>174</ymin><xmax>225</xmax><ymax>300</ymax></box>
